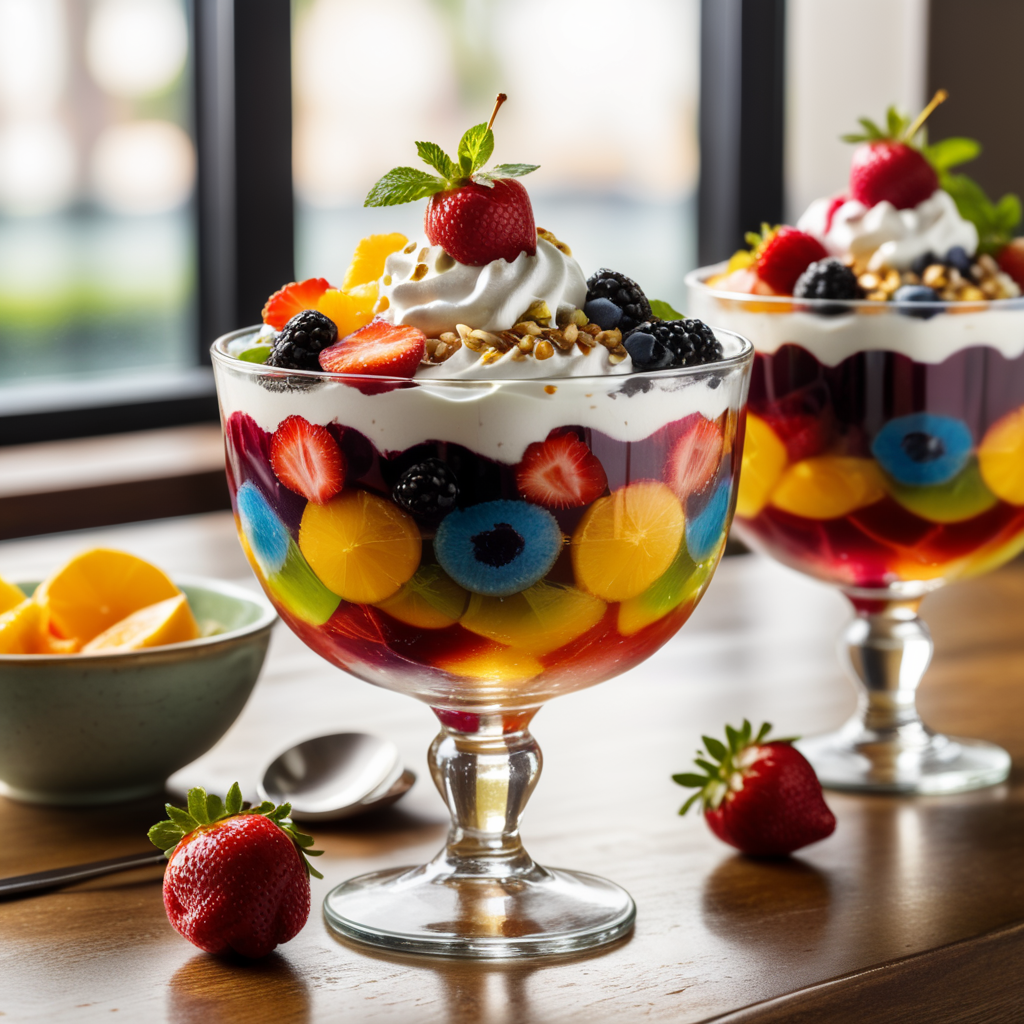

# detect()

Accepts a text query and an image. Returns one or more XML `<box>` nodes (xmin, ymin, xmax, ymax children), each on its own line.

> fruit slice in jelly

<box><xmin>299</xmin><ymin>490</ymin><xmax>421</xmax><ymax>604</ymax></box>
<box><xmin>435</xmin><ymin>643</ymin><xmax>544</xmax><ymax>683</ymax></box>
<box><xmin>735</xmin><ymin>414</ymin><xmax>788</xmax><ymax>519</ymax></box>
<box><xmin>889</xmin><ymin>459</ymin><xmax>998</xmax><ymax>524</ymax></box>
<box><xmin>871</xmin><ymin>413</ymin><xmax>973</xmax><ymax>487</ymax></box>
<box><xmin>375</xmin><ymin>563</ymin><xmax>468</xmax><ymax>629</ymax></box>
<box><xmin>268</xmin><ymin>543</ymin><xmax>341</xmax><ymax>626</ymax></box>
<box><xmin>571</xmin><ymin>481</ymin><xmax>684</xmax><ymax>602</ymax></box>
<box><xmin>460</xmin><ymin>580</ymin><xmax>606</xmax><ymax>656</ymax></box>
<box><xmin>685</xmin><ymin>479</ymin><xmax>731</xmax><ymax>561</ymax></box>
<box><xmin>978</xmin><ymin>405</ymin><xmax>1024</xmax><ymax>505</ymax></box>
<box><xmin>771</xmin><ymin>456</ymin><xmax>887</xmax><ymax>520</ymax></box>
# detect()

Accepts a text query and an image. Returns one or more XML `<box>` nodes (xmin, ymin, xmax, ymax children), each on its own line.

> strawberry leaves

<box><xmin>148</xmin><ymin>783</ymin><xmax>324</xmax><ymax>879</ymax></box>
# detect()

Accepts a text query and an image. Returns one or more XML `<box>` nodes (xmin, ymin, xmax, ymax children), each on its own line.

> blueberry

<box><xmin>623</xmin><ymin>330</ymin><xmax>673</xmax><ymax>371</ymax></box>
<box><xmin>434</xmin><ymin>500</ymin><xmax>562</xmax><ymax>597</ymax></box>
<box><xmin>684</xmin><ymin>480</ymin><xmax>731</xmax><ymax>562</ymax></box>
<box><xmin>893</xmin><ymin>284</ymin><xmax>941</xmax><ymax>319</ymax></box>
<box><xmin>583</xmin><ymin>298</ymin><xmax>623</xmax><ymax>331</ymax></box>
<box><xmin>944</xmin><ymin>245</ymin><xmax>972</xmax><ymax>277</ymax></box>
<box><xmin>871</xmin><ymin>413</ymin><xmax>973</xmax><ymax>486</ymax></box>
<box><xmin>236</xmin><ymin>481</ymin><xmax>290</xmax><ymax>574</ymax></box>
<box><xmin>910</xmin><ymin>251</ymin><xmax>937</xmax><ymax>277</ymax></box>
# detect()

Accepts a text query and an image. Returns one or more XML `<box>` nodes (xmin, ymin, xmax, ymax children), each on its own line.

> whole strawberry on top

<box><xmin>365</xmin><ymin>93</ymin><xmax>539</xmax><ymax>266</ymax></box>
<box><xmin>674</xmin><ymin>720</ymin><xmax>836</xmax><ymax>857</ymax></box>
<box><xmin>148</xmin><ymin>783</ymin><xmax>323</xmax><ymax>958</ymax></box>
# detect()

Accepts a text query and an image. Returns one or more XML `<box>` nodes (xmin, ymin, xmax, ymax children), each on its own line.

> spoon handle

<box><xmin>0</xmin><ymin>850</ymin><xmax>167</xmax><ymax>899</ymax></box>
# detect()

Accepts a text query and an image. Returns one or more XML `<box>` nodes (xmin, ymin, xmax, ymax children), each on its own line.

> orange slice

<box><xmin>376</xmin><ymin>564</ymin><xmax>467</xmax><ymax>629</ymax></box>
<box><xmin>342</xmin><ymin>233</ymin><xmax>409</xmax><ymax>290</ymax></box>
<box><xmin>35</xmin><ymin>548</ymin><xmax>181</xmax><ymax>645</ymax></box>
<box><xmin>771</xmin><ymin>456</ymin><xmax>887</xmax><ymax>519</ymax></box>
<box><xmin>735</xmin><ymin>414</ymin><xmax>788</xmax><ymax>519</ymax></box>
<box><xmin>571</xmin><ymin>481</ymin><xmax>684</xmax><ymax>602</ymax></box>
<box><xmin>81</xmin><ymin>594</ymin><xmax>200</xmax><ymax>652</ymax></box>
<box><xmin>0</xmin><ymin>600</ymin><xmax>44</xmax><ymax>654</ymax></box>
<box><xmin>317</xmin><ymin>284</ymin><xmax>379</xmax><ymax>338</ymax></box>
<box><xmin>978</xmin><ymin>405</ymin><xmax>1024</xmax><ymax>505</ymax></box>
<box><xmin>298</xmin><ymin>490</ymin><xmax>421</xmax><ymax>604</ymax></box>
<box><xmin>435</xmin><ymin>644</ymin><xmax>544</xmax><ymax>684</ymax></box>
<box><xmin>0</xmin><ymin>574</ymin><xmax>26</xmax><ymax>615</ymax></box>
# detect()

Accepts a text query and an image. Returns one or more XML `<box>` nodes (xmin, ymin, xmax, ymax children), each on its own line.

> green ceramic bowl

<box><xmin>0</xmin><ymin>576</ymin><xmax>276</xmax><ymax>806</ymax></box>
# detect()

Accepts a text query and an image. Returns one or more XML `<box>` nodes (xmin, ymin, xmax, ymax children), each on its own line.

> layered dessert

<box><xmin>213</xmin><ymin>101</ymin><xmax>752</xmax><ymax>712</ymax></box>
<box><xmin>688</xmin><ymin>95</ymin><xmax>1024</xmax><ymax>591</ymax></box>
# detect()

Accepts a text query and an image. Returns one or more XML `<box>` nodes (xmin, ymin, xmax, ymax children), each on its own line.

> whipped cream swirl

<box><xmin>379</xmin><ymin>237</ymin><xmax>588</xmax><ymax>336</ymax></box>
<box><xmin>798</xmin><ymin>189</ymin><xmax>978</xmax><ymax>271</ymax></box>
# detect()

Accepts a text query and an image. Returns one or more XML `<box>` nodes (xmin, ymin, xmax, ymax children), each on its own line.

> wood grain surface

<box><xmin>1</xmin><ymin>512</ymin><xmax>1022</xmax><ymax>1023</ymax></box>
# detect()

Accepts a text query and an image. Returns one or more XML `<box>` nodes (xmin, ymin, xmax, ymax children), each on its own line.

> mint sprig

<box><xmin>147</xmin><ymin>782</ymin><xmax>324</xmax><ymax>879</ymax></box>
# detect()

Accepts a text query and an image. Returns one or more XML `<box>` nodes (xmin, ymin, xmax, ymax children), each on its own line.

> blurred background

<box><xmin>0</xmin><ymin>0</ymin><xmax>1021</xmax><ymax>530</ymax></box>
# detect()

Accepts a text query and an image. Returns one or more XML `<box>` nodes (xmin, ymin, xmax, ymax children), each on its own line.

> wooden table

<box><xmin>1</xmin><ymin>513</ymin><xmax>1022</xmax><ymax>1023</ymax></box>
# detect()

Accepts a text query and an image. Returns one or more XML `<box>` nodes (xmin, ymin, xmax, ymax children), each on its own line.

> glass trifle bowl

<box><xmin>688</xmin><ymin>275</ymin><xmax>1024</xmax><ymax>794</ymax></box>
<box><xmin>211</xmin><ymin>327</ymin><xmax>753</xmax><ymax>958</ymax></box>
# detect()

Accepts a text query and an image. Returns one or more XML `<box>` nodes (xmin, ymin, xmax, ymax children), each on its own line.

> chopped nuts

<box><xmin>595</xmin><ymin>329</ymin><xmax>622</xmax><ymax>349</ymax></box>
<box><xmin>858</xmin><ymin>272</ymin><xmax>881</xmax><ymax>292</ymax></box>
<box><xmin>523</xmin><ymin>300</ymin><xmax>552</xmax><ymax>325</ymax></box>
<box><xmin>922</xmin><ymin>264</ymin><xmax>947</xmax><ymax>289</ymax></box>
<box><xmin>513</xmin><ymin>321</ymin><xmax>543</xmax><ymax>336</ymax></box>
<box><xmin>563</xmin><ymin>322</ymin><xmax>579</xmax><ymax>345</ymax></box>
<box><xmin>534</xmin><ymin>340</ymin><xmax>554</xmax><ymax>360</ymax></box>
<box><xmin>518</xmin><ymin>336</ymin><xmax>535</xmax><ymax>353</ymax></box>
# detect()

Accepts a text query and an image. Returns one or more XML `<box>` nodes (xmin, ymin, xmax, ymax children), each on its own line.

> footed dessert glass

<box><xmin>689</xmin><ymin>273</ymin><xmax>1024</xmax><ymax>794</ymax></box>
<box><xmin>212</xmin><ymin>328</ymin><xmax>752</xmax><ymax>958</ymax></box>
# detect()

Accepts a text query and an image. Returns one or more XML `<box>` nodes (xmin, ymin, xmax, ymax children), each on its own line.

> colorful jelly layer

<box><xmin>734</xmin><ymin>343</ymin><xmax>1024</xmax><ymax>589</ymax></box>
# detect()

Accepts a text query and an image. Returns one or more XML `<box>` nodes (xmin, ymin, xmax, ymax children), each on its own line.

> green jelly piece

<box><xmin>376</xmin><ymin>563</ymin><xmax>469</xmax><ymax>629</ymax></box>
<box><xmin>268</xmin><ymin>541</ymin><xmax>341</xmax><ymax>625</ymax></box>
<box><xmin>238</xmin><ymin>345</ymin><xmax>272</xmax><ymax>364</ymax></box>
<box><xmin>889</xmin><ymin>458</ymin><xmax>999</xmax><ymax>524</ymax></box>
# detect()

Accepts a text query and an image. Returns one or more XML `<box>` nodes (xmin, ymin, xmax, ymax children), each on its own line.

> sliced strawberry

<box><xmin>515</xmin><ymin>432</ymin><xmax>608</xmax><ymax>509</ymax></box>
<box><xmin>270</xmin><ymin>415</ymin><xmax>346</xmax><ymax>504</ymax></box>
<box><xmin>756</xmin><ymin>228</ymin><xmax>828</xmax><ymax>295</ymax></box>
<box><xmin>665</xmin><ymin>415</ymin><xmax>724</xmax><ymax>499</ymax></box>
<box><xmin>262</xmin><ymin>278</ymin><xmax>332</xmax><ymax>330</ymax></box>
<box><xmin>318</xmin><ymin>320</ymin><xmax>425</xmax><ymax>393</ymax></box>
<box><xmin>824</xmin><ymin>194</ymin><xmax>847</xmax><ymax>233</ymax></box>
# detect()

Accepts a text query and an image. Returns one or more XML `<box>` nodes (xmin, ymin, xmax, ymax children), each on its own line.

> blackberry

<box><xmin>585</xmin><ymin>269</ymin><xmax>652</xmax><ymax>333</ymax></box>
<box><xmin>625</xmin><ymin>318</ymin><xmax>723</xmax><ymax>370</ymax></box>
<box><xmin>266</xmin><ymin>310</ymin><xmax>337</xmax><ymax>371</ymax></box>
<box><xmin>393</xmin><ymin>459</ymin><xmax>459</xmax><ymax>518</ymax></box>
<box><xmin>793</xmin><ymin>258</ymin><xmax>862</xmax><ymax>306</ymax></box>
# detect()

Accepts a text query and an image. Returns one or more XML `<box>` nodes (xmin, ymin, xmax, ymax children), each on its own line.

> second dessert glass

<box><xmin>689</xmin><ymin>275</ymin><xmax>1024</xmax><ymax>794</ymax></box>
<box><xmin>212</xmin><ymin>328</ymin><xmax>753</xmax><ymax>958</ymax></box>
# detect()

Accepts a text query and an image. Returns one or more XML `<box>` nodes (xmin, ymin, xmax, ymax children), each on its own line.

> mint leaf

<box><xmin>238</xmin><ymin>345</ymin><xmax>271</xmax><ymax>364</ymax></box>
<box><xmin>996</xmin><ymin>194</ymin><xmax>1022</xmax><ymax>233</ymax></box>
<box><xmin>650</xmin><ymin>299</ymin><xmax>684</xmax><ymax>320</ymax></box>
<box><xmin>490</xmin><ymin>163</ymin><xmax>539</xmax><ymax>178</ymax></box>
<box><xmin>924</xmin><ymin>137</ymin><xmax>980</xmax><ymax>172</ymax></box>
<box><xmin>415</xmin><ymin>141</ymin><xmax>458</xmax><ymax>181</ymax></box>
<box><xmin>942</xmin><ymin>172</ymin><xmax>1022</xmax><ymax>253</ymax></box>
<box><xmin>457</xmin><ymin>123</ymin><xmax>493</xmax><ymax>176</ymax></box>
<box><xmin>469</xmin><ymin>172</ymin><xmax>496</xmax><ymax>189</ymax></box>
<box><xmin>364</xmin><ymin>167</ymin><xmax>446</xmax><ymax>207</ymax></box>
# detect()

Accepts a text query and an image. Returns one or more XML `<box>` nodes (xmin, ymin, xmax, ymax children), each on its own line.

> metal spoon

<box><xmin>0</xmin><ymin>733</ymin><xmax>415</xmax><ymax>899</ymax></box>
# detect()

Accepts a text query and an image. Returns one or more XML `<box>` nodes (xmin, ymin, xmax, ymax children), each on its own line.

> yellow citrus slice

<box><xmin>81</xmin><ymin>594</ymin><xmax>200</xmax><ymax>652</ymax></box>
<box><xmin>299</xmin><ymin>490</ymin><xmax>421</xmax><ymax>604</ymax></box>
<box><xmin>0</xmin><ymin>600</ymin><xmax>44</xmax><ymax>654</ymax></box>
<box><xmin>978</xmin><ymin>405</ymin><xmax>1024</xmax><ymax>505</ymax></box>
<box><xmin>571</xmin><ymin>481</ymin><xmax>684</xmax><ymax>602</ymax></box>
<box><xmin>376</xmin><ymin>564</ymin><xmax>467</xmax><ymax>629</ymax></box>
<box><xmin>436</xmin><ymin>644</ymin><xmax>544</xmax><ymax>684</ymax></box>
<box><xmin>771</xmin><ymin>456</ymin><xmax>887</xmax><ymax>519</ymax></box>
<box><xmin>316</xmin><ymin>284</ymin><xmax>378</xmax><ymax>338</ymax></box>
<box><xmin>735</xmin><ymin>414</ymin><xmax>788</xmax><ymax>518</ymax></box>
<box><xmin>35</xmin><ymin>548</ymin><xmax>181</xmax><ymax>645</ymax></box>
<box><xmin>0</xmin><ymin>574</ymin><xmax>26</xmax><ymax>615</ymax></box>
<box><xmin>342</xmin><ymin>233</ymin><xmax>409</xmax><ymax>290</ymax></box>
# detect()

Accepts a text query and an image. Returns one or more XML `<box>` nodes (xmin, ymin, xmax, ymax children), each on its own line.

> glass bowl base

<box><xmin>796</xmin><ymin>730</ymin><xmax>1011</xmax><ymax>795</ymax></box>
<box><xmin>323</xmin><ymin>860</ymin><xmax>636</xmax><ymax>960</ymax></box>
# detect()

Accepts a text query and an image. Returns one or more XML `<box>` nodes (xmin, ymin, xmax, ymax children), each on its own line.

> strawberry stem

<box><xmin>486</xmin><ymin>93</ymin><xmax>507</xmax><ymax>132</ymax></box>
<box><xmin>905</xmin><ymin>88</ymin><xmax>948</xmax><ymax>142</ymax></box>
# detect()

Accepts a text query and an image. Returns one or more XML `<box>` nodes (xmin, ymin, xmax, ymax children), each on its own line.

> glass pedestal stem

<box><xmin>796</xmin><ymin>597</ymin><xmax>1010</xmax><ymax>794</ymax></box>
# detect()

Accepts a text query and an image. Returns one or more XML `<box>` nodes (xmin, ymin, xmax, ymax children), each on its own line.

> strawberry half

<box><xmin>515</xmin><ymin>431</ymin><xmax>608</xmax><ymax>509</ymax></box>
<box><xmin>998</xmin><ymin>238</ymin><xmax>1024</xmax><ymax>290</ymax></box>
<box><xmin>262</xmin><ymin>278</ymin><xmax>332</xmax><ymax>330</ymax></box>
<box><xmin>319</xmin><ymin>320</ymin><xmax>426</xmax><ymax>394</ymax></box>
<box><xmin>148</xmin><ymin>783</ymin><xmax>323</xmax><ymax>958</ymax></box>
<box><xmin>270</xmin><ymin>415</ymin><xmax>346</xmax><ymax>504</ymax></box>
<box><xmin>665</xmin><ymin>415</ymin><xmax>724</xmax><ymax>499</ymax></box>
<box><xmin>754</xmin><ymin>227</ymin><xmax>828</xmax><ymax>295</ymax></box>
<box><xmin>674</xmin><ymin>720</ymin><xmax>836</xmax><ymax>857</ymax></box>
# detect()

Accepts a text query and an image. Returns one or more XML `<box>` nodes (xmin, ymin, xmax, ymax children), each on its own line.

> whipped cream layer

<box><xmin>213</xmin><ymin>329</ymin><xmax>747</xmax><ymax>464</ymax></box>
<box><xmin>379</xmin><ymin>237</ymin><xmax>587</xmax><ymax>336</ymax></box>
<box><xmin>798</xmin><ymin>189</ymin><xmax>978</xmax><ymax>272</ymax></box>
<box><xmin>687</xmin><ymin>270</ymin><xmax>1024</xmax><ymax>367</ymax></box>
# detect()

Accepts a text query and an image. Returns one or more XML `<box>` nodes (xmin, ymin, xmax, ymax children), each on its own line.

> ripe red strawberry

<box><xmin>319</xmin><ymin>320</ymin><xmax>426</xmax><ymax>394</ymax></box>
<box><xmin>665</xmin><ymin>415</ymin><xmax>724</xmax><ymax>499</ymax></box>
<box><xmin>674</xmin><ymin>720</ymin><xmax>836</xmax><ymax>857</ymax></box>
<box><xmin>270</xmin><ymin>415</ymin><xmax>346</xmax><ymax>504</ymax></box>
<box><xmin>754</xmin><ymin>227</ymin><xmax>828</xmax><ymax>294</ymax></box>
<box><xmin>364</xmin><ymin>93</ymin><xmax>540</xmax><ymax>267</ymax></box>
<box><xmin>997</xmin><ymin>238</ymin><xmax>1024</xmax><ymax>289</ymax></box>
<box><xmin>759</xmin><ymin>382</ymin><xmax>836</xmax><ymax>462</ymax></box>
<box><xmin>515</xmin><ymin>431</ymin><xmax>608</xmax><ymax>509</ymax></box>
<box><xmin>148</xmin><ymin>783</ymin><xmax>323</xmax><ymax>958</ymax></box>
<box><xmin>262</xmin><ymin>278</ymin><xmax>332</xmax><ymax>330</ymax></box>
<box><xmin>849</xmin><ymin>141</ymin><xmax>937</xmax><ymax>210</ymax></box>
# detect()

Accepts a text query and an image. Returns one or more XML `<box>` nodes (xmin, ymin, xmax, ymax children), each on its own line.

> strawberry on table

<box><xmin>271</xmin><ymin>415</ymin><xmax>347</xmax><ymax>505</ymax></box>
<box><xmin>673</xmin><ymin>720</ymin><xmax>836</xmax><ymax>857</ymax></box>
<box><xmin>319</xmin><ymin>320</ymin><xmax>426</xmax><ymax>392</ymax></box>
<box><xmin>148</xmin><ymin>783</ymin><xmax>323</xmax><ymax>959</ymax></box>
<box><xmin>515</xmin><ymin>431</ymin><xmax>608</xmax><ymax>509</ymax></box>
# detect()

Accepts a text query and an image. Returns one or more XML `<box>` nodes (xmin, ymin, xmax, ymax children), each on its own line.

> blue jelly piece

<box><xmin>434</xmin><ymin>500</ymin><xmax>562</xmax><ymax>597</ymax></box>
<box><xmin>871</xmin><ymin>413</ymin><xmax>973</xmax><ymax>486</ymax></box>
<box><xmin>685</xmin><ymin>479</ymin><xmax>731</xmax><ymax>562</ymax></box>
<box><xmin>583</xmin><ymin>298</ymin><xmax>623</xmax><ymax>331</ymax></box>
<box><xmin>237</xmin><ymin>481</ymin><xmax>290</xmax><ymax>574</ymax></box>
